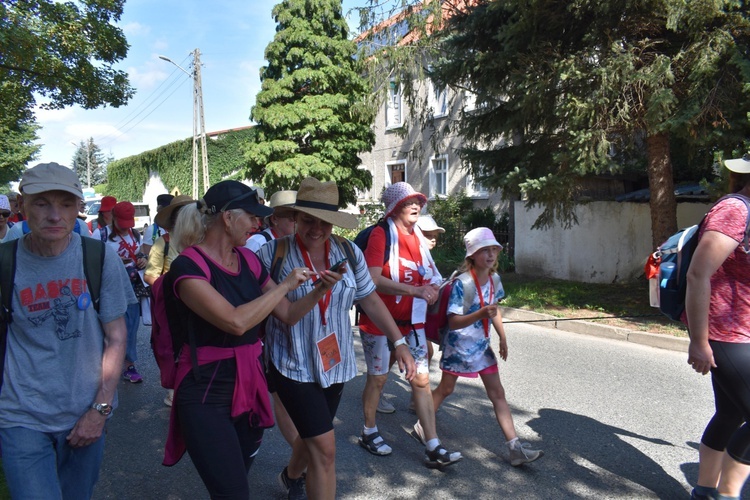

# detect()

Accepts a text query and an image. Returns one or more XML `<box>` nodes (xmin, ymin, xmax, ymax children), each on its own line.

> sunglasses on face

<box><xmin>0</xmin><ymin>211</ymin><xmax>10</xmax><ymax>218</ymax></box>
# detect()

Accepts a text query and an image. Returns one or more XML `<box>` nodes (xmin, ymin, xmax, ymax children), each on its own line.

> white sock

<box><xmin>426</xmin><ymin>438</ymin><xmax>440</xmax><ymax>451</ymax></box>
<box><xmin>507</xmin><ymin>437</ymin><xmax>520</xmax><ymax>449</ymax></box>
<box><xmin>363</xmin><ymin>425</ymin><xmax>378</xmax><ymax>436</ymax></box>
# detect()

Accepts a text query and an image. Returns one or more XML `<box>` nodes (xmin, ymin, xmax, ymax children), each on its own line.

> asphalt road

<box><xmin>92</xmin><ymin>319</ymin><xmax>734</xmax><ymax>499</ymax></box>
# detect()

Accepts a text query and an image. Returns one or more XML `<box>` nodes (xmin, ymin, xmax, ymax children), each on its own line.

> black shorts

<box><xmin>269</xmin><ymin>363</ymin><xmax>344</xmax><ymax>439</ymax></box>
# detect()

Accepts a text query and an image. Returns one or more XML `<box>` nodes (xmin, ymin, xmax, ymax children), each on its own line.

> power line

<box><xmin>90</xmin><ymin>54</ymin><xmax>193</xmax><ymax>149</ymax></box>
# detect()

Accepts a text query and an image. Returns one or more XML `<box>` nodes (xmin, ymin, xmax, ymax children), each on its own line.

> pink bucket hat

<box><xmin>464</xmin><ymin>227</ymin><xmax>502</xmax><ymax>258</ymax></box>
<box><xmin>382</xmin><ymin>182</ymin><xmax>427</xmax><ymax>218</ymax></box>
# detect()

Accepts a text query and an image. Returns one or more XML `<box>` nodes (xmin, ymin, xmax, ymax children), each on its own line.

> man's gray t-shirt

<box><xmin>0</xmin><ymin>233</ymin><xmax>136</xmax><ymax>432</ymax></box>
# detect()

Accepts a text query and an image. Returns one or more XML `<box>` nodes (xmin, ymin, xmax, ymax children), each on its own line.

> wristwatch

<box><xmin>393</xmin><ymin>337</ymin><xmax>407</xmax><ymax>348</ymax></box>
<box><xmin>91</xmin><ymin>403</ymin><xmax>112</xmax><ymax>416</ymax></box>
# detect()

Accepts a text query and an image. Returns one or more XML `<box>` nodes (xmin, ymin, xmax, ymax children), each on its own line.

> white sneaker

<box><xmin>377</xmin><ymin>396</ymin><xmax>395</xmax><ymax>414</ymax></box>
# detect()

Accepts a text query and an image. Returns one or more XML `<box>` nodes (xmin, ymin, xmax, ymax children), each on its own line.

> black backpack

<box><xmin>0</xmin><ymin>237</ymin><xmax>105</xmax><ymax>389</ymax></box>
<box><xmin>353</xmin><ymin>219</ymin><xmax>391</xmax><ymax>264</ymax></box>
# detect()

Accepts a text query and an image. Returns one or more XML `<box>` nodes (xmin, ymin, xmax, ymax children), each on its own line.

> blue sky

<box><xmin>34</xmin><ymin>0</ymin><xmax>363</xmax><ymax>167</ymax></box>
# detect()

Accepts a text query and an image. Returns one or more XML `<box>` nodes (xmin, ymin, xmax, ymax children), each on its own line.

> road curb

<box><xmin>500</xmin><ymin>307</ymin><xmax>689</xmax><ymax>353</ymax></box>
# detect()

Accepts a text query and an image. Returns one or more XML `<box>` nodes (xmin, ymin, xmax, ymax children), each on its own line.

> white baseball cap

<box><xmin>725</xmin><ymin>154</ymin><xmax>750</xmax><ymax>174</ymax></box>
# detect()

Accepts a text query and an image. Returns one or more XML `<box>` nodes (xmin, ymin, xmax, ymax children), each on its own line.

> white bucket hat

<box><xmin>725</xmin><ymin>154</ymin><xmax>750</xmax><ymax>174</ymax></box>
<box><xmin>464</xmin><ymin>227</ymin><xmax>502</xmax><ymax>258</ymax></box>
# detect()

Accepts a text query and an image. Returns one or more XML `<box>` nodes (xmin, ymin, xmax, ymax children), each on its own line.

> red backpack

<box><xmin>424</xmin><ymin>272</ymin><xmax>503</xmax><ymax>345</ymax></box>
<box><xmin>149</xmin><ymin>246</ymin><xmax>257</xmax><ymax>389</ymax></box>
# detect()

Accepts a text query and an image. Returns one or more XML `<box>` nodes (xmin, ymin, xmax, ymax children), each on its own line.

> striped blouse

<box><xmin>257</xmin><ymin>235</ymin><xmax>376</xmax><ymax>388</ymax></box>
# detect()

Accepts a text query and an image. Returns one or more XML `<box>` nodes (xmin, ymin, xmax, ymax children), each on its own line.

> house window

<box><xmin>428</xmin><ymin>79</ymin><xmax>448</xmax><ymax>118</ymax></box>
<box><xmin>467</xmin><ymin>170</ymin><xmax>489</xmax><ymax>198</ymax></box>
<box><xmin>386</xmin><ymin>79</ymin><xmax>403</xmax><ymax>129</ymax></box>
<box><xmin>429</xmin><ymin>155</ymin><xmax>448</xmax><ymax>198</ymax></box>
<box><xmin>386</xmin><ymin>160</ymin><xmax>407</xmax><ymax>186</ymax></box>
<box><xmin>463</xmin><ymin>90</ymin><xmax>477</xmax><ymax>113</ymax></box>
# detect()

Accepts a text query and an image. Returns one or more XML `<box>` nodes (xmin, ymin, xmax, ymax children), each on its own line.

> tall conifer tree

<box><xmin>429</xmin><ymin>0</ymin><xmax>750</xmax><ymax>247</ymax></box>
<box><xmin>245</xmin><ymin>0</ymin><xmax>375</xmax><ymax>206</ymax></box>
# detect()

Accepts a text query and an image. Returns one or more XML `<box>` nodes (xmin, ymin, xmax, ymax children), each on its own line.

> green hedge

<box><xmin>105</xmin><ymin>128</ymin><xmax>257</xmax><ymax>200</ymax></box>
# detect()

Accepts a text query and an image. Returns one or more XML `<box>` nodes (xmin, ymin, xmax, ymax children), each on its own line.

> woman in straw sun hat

<box><xmin>160</xmin><ymin>180</ymin><xmax>342</xmax><ymax>499</ymax></box>
<box><xmin>257</xmin><ymin>177</ymin><xmax>416</xmax><ymax>500</ymax></box>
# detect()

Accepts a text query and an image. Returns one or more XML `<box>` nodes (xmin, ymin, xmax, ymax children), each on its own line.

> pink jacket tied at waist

<box><xmin>163</xmin><ymin>342</ymin><xmax>274</xmax><ymax>466</ymax></box>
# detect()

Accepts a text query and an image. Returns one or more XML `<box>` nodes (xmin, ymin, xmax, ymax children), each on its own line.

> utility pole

<box><xmin>193</xmin><ymin>49</ymin><xmax>209</xmax><ymax>195</ymax></box>
<box><xmin>159</xmin><ymin>49</ymin><xmax>209</xmax><ymax>198</ymax></box>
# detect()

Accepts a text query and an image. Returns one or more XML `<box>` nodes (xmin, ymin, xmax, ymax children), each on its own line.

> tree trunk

<box><xmin>646</xmin><ymin>132</ymin><xmax>677</xmax><ymax>248</ymax></box>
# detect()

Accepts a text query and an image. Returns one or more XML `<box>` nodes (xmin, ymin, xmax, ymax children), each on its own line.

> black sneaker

<box><xmin>424</xmin><ymin>445</ymin><xmax>462</xmax><ymax>469</ymax></box>
<box><xmin>278</xmin><ymin>466</ymin><xmax>307</xmax><ymax>500</ymax></box>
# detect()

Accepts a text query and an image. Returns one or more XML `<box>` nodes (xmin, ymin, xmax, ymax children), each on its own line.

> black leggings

<box><xmin>702</xmin><ymin>340</ymin><xmax>750</xmax><ymax>464</ymax></box>
<box><xmin>177</xmin><ymin>363</ymin><xmax>265</xmax><ymax>500</ymax></box>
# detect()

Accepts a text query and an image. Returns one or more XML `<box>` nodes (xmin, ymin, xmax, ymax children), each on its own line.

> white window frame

<box><xmin>466</xmin><ymin>170</ymin><xmax>489</xmax><ymax>198</ymax></box>
<box><xmin>463</xmin><ymin>90</ymin><xmax>478</xmax><ymax>113</ymax></box>
<box><xmin>385</xmin><ymin>79</ymin><xmax>403</xmax><ymax>130</ymax></box>
<box><xmin>428</xmin><ymin>154</ymin><xmax>448</xmax><ymax>199</ymax></box>
<box><xmin>385</xmin><ymin>159</ymin><xmax>407</xmax><ymax>187</ymax></box>
<box><xmin>428</xmin><ymin>78</ymin><xmax>448</xmax><ymax>118</ymax></box>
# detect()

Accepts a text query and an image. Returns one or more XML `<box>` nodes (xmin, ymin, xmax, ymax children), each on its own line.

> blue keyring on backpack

<box><xmin>77</xmin><ymin>292</ymin><xmax>92</xmax><ymax>310</ymax></box>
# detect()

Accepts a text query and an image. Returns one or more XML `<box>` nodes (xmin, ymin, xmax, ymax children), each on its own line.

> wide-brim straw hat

<box><xmin>292</xmin><ymin>178</ymin><xmax>358</xmax><ymax>229</ymax></box>
<box><xmin>154</xmin><ymin>195</ymin><xmax>196</xmax><ymax>229</ymax></box>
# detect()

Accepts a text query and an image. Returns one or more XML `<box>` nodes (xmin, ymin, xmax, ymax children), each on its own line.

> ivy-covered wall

<box><xmin>106</xmin><ymin>127</ymin><xmax>257</xmax><ymax>200</ymax></box>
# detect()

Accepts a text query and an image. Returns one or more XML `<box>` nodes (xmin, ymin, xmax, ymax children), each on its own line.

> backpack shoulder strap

<box><xmin>181</xmin><ymin>246</ymin><xmax>212</xmax><ymax>282</ymax></box>
<box><xmin>332</xmin><ymin>235</ymin><xmax>357</xmax><ymax>268</ymax></box>
<box><xmin>722</xmin><ymin>194</ymin><xmax>750</xmax><ymax>253</ymax></box>
<box><xmin>236</xmin><ymin>246</ymin><xmax>260</xmax><ymax>273</ymax></box>
<box><xmin>270</xmin><ymin>237</ymin><xmax>290</xmax><ymax>283</ymax></box>
<box><xmin>80</xmin><ymin>237</ymin><xmax>105</xmax><ymax>313</ymax></box>
<box><xmin>0</xmin><ymin>240</ymin><xmax>19</xmax><ymax>324</ymax></box>
<box><xmin>0</xmin><ymin>239</ymin><xmax>18</xmax><ymax>391</ymax></box>
<box><xmin>457</xmin><ymin>272</ymin><xmax>475</xmax><ymax>314</ymax></box>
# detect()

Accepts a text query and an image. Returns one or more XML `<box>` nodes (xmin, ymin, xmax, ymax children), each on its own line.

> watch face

<box><xmin>95</xmin><ymin>403</ymin><xmax>112</xmax><ymax>416</ymax></box>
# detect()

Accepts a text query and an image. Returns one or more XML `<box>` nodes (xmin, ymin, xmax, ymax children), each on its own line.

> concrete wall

<box><xmin>514</xmin><ymin>201</ymin><xmax>711</xmax><ymax>283</ymax></box>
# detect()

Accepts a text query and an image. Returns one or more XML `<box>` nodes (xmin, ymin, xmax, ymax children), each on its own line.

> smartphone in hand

<box><xmin>312</xmin><ymin>258</ymin><xmax>348</xmax><ymax>285</ymax></box>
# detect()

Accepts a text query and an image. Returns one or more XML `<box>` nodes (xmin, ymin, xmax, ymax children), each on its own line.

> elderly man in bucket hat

<box><xmin>0</xmin><ymin>162</ymin><xmax>135</xmax><ymax>499</ymax></box>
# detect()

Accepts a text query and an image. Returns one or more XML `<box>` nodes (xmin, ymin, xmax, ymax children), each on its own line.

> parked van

<box><xmin>85</xmin><ymin>200</ymin><xmax>151</xmax><ymax>234</ymax></box>
<box><xmin>132</xmin><ymin>203</ymin><xmax>151</xmax><ymax>233</ymax></box>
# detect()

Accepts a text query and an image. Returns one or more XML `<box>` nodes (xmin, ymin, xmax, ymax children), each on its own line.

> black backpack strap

<box><xmin>81</xmin><ymin>237</ymin><xmax>105</xmax><ymax>312</ymax></box>
<box><xmin>332</xmin><ymin>235</ymin><xmax>357</xmax><ymax>268</ymax></box>
<box><xmin>0</xmin><ymin>239</ymin><xmax>19</xmax><ymax>391</ymax></box>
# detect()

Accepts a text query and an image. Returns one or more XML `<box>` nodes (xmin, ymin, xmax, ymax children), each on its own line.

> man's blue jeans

<box><xmin>0</xmin><ymin>425</ymin><xmax>106</xmax><ymax>499</ymax></box>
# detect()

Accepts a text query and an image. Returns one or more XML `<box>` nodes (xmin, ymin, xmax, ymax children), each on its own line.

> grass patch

<box><xmin>499</xmin><ymin>273</ymin><xmax>688</xmax><ymax>337</ymax></box>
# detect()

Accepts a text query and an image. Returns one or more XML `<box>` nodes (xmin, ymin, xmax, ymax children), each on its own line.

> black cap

<box><xmin>203</xmin><ymin>180</ymin><xmax>273</xmax><ymax>217</ymax></box>
<box><xmin>156</xmin><ymin>194</ymin><xmax>174</xmax><ymax>208</ymax></box>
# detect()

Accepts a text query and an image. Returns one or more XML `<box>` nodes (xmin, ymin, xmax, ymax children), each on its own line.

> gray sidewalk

<box><xmin>500</xmin><ymin>307</ymin><xmax>689</xmax><ymax>353</ymax></box>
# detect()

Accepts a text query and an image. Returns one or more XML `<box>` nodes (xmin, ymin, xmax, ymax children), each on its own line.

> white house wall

<box><xmin>514</xmin><ymin>201</ymin><xmax>712</xmax><ymax>283</ymax></box>
<box><xmin>357</xmin><ymin>82</ymin><xmax>506</xmax><ymax>215</ymax></box>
